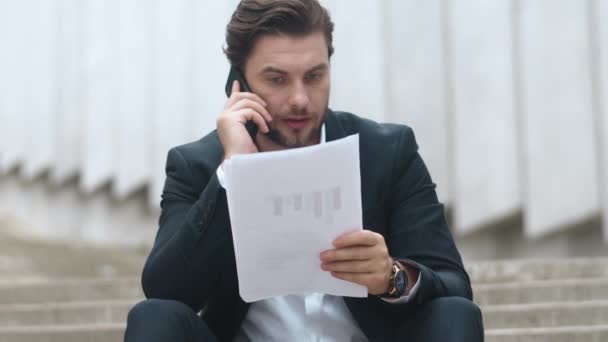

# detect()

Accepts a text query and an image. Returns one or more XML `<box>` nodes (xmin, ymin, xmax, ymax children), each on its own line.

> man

<box><xmin>125</xmin><ymin>0</ymin><xmax>483</xmax><ymax>341</ymax></box>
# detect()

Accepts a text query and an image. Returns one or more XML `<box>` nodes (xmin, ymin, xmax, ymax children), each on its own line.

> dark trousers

<box><xmin>124</xmin><ymin>296</ymin><xmax>484</xmax><ymax>342</ymax></box>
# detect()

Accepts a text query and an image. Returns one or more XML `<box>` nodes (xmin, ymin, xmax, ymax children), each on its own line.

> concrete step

<box><xmin>467</xmin><ymin>258</ymin><xmax>608</xmax><ymax>284</ymax></box>
<box><xmin>3</xmin><ymin>297</ymin><xmax>607</xmax><ymax>332</ymax></box>
<box><xmin>0</xmin><ymin>224</ymin><xmax>146</xmax><ymax>280</ymax></box>
<box><xmin>473</xmin><ymin>277</ymin><xmax>608</xmax><ymax>305</ymax></box>
<box><xmin>0</xmin><ymin>278</ymin><xmax>142</xmax><ymax>305</ymax></box>
<box><xmin>2</xmin><ymin>276</ymin><xmax>606</xmax><ymax>313</ymax></box>
<box><xmin>0</xmin><ymin>323</ymin><xmax>125</xmax><ymax>342</ymax></box>
<box><xmin>483</xmin><ymin>300</ymin><xmax>608</xmax><ymax>329</ymax></box>
<box><xmin>2</xmin><ymin>323</ymin><xmax>607</xmax><ymax>342</ymax></box>
<box><xmin>0</xmin><ymin>300</ymin><xmax>135</xmax><ymax>327</ymax></box>
<box><xmin>485</xmin><ymin>325</ymin><xmax>608</xmax><ymax>342</ymax></box>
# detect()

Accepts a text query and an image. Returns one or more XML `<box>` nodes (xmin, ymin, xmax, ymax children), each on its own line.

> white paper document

<box><xmin>223</xmin><ymin>134</ymin><xmax>367</xmax><ymax>302</ymax></box>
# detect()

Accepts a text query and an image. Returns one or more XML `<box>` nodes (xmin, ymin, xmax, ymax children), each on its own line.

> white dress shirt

<box><xmin>216</xmin><ymin>125</ymin><xmax>421</xmax><ymax>341</ymax></box>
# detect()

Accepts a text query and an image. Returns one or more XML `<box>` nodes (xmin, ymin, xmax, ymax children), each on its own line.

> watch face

<box><xmin>395</xmin><ymin>270</ymin><xmax>407</xmax><ymax>295</ymax></box>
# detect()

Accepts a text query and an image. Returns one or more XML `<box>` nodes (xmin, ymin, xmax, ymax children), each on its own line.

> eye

<box><xmin>306</xmin><ymin>72</ymin><xmax>323</xmax><ymax>82</ymax></box>
<box><xmin>269</xmin><ymin>76</ymin><xmax>286</xmax><ymax>85</ymax></box>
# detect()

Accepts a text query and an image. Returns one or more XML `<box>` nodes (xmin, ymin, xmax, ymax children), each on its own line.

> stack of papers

<box><xmin>224</xmin><ymin>134</ymin><xmax>367</xmax><ymax>302</ymax></box>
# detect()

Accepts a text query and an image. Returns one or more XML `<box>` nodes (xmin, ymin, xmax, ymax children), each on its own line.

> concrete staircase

<box><xmin>1</xmin><ymin>227</ymin><xmax>607</xmax><ymax>341</ymax></box>
<box><xmin>469</xmin><ymin>259</ymin><xmax>608</xmax><ymax>341</ymax></box>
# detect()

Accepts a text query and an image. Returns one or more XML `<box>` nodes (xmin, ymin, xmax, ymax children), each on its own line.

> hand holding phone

<box><xmin>225</xmin><ymin>67</ymin><xmax>258</xmax><ymax>139</ymax></box>
<box><xmin>216</xmin><ymin>66</ymin><xmax>272</xmax><ymax>161</ymax></box>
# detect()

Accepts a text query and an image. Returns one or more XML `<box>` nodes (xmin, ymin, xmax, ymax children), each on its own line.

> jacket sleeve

<box><xmin>387</xmin><ymin>127</ymin><xmax>472</xmax><ymax>305</ymax></box>
<box><xmin>141</xmin><ymin>147</ymin><xmax>231</xmax><ymax>312</ymax></box>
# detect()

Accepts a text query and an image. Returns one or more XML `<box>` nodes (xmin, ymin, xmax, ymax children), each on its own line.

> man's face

<box><xmin>243</xmin><ymin>31</ymin><xmax>330</xmax><ymax>148</ymax></box>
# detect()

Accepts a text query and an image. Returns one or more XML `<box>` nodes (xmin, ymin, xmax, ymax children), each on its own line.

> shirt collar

<box><xmin>320</xmin><ymin>124</ymin><xmax>326</xmax><ymax>144</ymax></box>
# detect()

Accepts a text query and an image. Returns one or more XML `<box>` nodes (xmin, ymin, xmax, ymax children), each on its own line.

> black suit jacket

<box><xmin>142</xmin><ymin>110</ymin><xmax>472</xmax><ymax>341</ymax></box>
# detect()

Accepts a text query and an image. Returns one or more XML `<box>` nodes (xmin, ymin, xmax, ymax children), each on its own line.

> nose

<box><xmin>288</xmin><ymin>82</ymin><xmax>310</xmax><ymax>111</ymax></box>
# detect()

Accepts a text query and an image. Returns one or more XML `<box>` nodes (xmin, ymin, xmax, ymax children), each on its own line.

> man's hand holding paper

<box><xmin>224</xmin><ymin>134</ymin><xmax>368</xmax><ymax>302</ymax></box>
<box><xmin>320</xmin><ymin>229</ymin><xmax>393</xmax><ymax>296</ymax></box>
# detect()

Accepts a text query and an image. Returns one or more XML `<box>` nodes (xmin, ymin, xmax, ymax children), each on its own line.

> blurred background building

<box><xmin>1</xmin><ymin>1</ymin><xmax>608</xmax><ymax>341</ymax></box>
<box><xmin>0</xmin><ymin>0</ymin><xmax>607</xmax><ymax>260</ymax></box>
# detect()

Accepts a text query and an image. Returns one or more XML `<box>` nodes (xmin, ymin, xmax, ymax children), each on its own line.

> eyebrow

<box><xmin>259</xmin><ymin>63</ymin><xmax>329</xmax><ymax>75</ymax></box>
<box><xmin>306</xmin><ymin>63</ymin><xmax>329</xmax><ymax>73</ymax></box>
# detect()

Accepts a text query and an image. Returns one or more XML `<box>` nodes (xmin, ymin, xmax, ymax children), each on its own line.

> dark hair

<box><xmin>224</xmin><ymin>0</ymin><xmax>334</xmax><ymax>68</ymax></box>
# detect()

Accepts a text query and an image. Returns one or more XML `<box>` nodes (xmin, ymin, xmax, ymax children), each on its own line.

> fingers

<box><xmin>220</xmin><ymin>84</ymin><xmax>272</xmax><ymax>135</ymax></box>
<box><xmin>326</xmin><ymin>259</ymin><xmax>392</xmax><ymax>295</ymax></box>
<box><xmin>333</xmin><ymin>230</ymin><xmax>383</xmax><ymax>248</ymax></box>
<box><xmin>322</xmin><ymin>255</ymin><xmax>391</xmax><ymax>274</ymax></box>
<box><xmin>321</xmin><ymin>260</ymin><xmax>376</xmax><ymax>273</ymax></box>
<box><xmin>233</xmin><ymin>108</ymin><xmax>270</xmax><ymax>133</ymax></box>
<box><xmin>320</xmin><ymin>246</ymin><xmax>374</xmax><ymax>262</ymax></box>
<box><xmin>226</xmin><ymin>88</ymin><xmax>267</xmax><ymax>110</ymax></box>
<box><xmin>231</xmin><ymin>98</ymin><xmax>272</xmax><ymax>123</ymax></box>
<box><xmin>217</xmin><ymin>81</ymin><xmax>270</xmax><ymax>157</ymax></box>
<box><xmin>320</xmin><ymin>230</ymin><xmax>392</xmax><ymax>295</ymax></box>
<box><xmin>330</xmin><ymin>272</ymin><xmax>388</xmax><ymax>290</ymax></box>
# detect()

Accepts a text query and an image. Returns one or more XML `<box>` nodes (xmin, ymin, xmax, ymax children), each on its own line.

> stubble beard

<box><xmin>266</xmin><ymin>108</ymin><xmax>328</xmax><ymax>148</ymax></box>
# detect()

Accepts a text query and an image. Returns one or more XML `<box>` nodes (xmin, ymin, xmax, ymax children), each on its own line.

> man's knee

<box><xmin>125</xmin><ymin>299</ymin><xmax>204</xmax><ymax>342</ymax></box>
<box><xmin>427</xmin><ymin>296</ymin><xmax>482</xmax><ymax>322</ymax></box>
<box><xmin>127</xmin><ymin>298</ymin><xmax>195</xmax><ymax>326</ymax></box>
<box><xmin>416</xmin><ymin>297</ymin><xmax>484</xmax><ymax>341</ymax></box>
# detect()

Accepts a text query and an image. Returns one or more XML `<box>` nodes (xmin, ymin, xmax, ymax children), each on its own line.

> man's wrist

<box><xmin>395</xmin><ymin>260</ymin><xmax>419</xmax><ymax>294</ymax></box>
<box><xmin>380</xmin><ymin>259</ymin><xmax>421</xmax><ymax>298</ymax></box>
<box><xmin>380</xmin><ymin>258</ymin><xmax>407</xmax><ymax>298</ymax></box>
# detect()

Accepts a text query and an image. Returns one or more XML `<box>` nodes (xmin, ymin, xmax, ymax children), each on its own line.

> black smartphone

<box><xmin>225</xmin><ymin>66</ymin><xmax>258</xmax><ymax>139</ymax></box>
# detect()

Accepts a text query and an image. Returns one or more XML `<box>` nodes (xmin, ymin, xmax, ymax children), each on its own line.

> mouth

<box><xmin>283</xmin><ymin>117</ymin><xmax>311</xmax><ymax>130</ymax></box>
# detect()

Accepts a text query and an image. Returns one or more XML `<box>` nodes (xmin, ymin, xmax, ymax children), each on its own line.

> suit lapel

<box><xmin>324</xmin><ymin>109</ymin><xmax>346</xmax><ymax>142</ymax></box>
